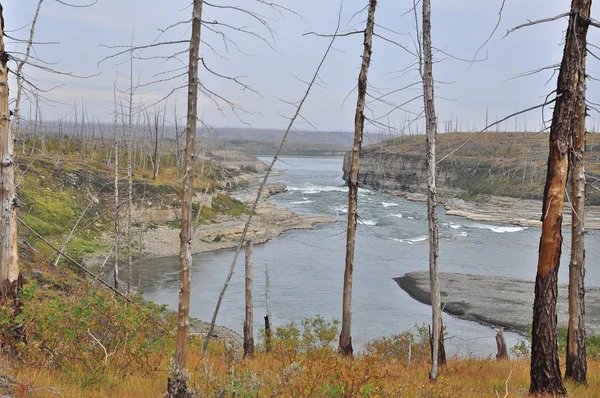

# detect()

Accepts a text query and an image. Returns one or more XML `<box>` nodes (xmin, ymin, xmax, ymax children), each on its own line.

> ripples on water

<box><xmin>141</xmin><ymin>157</ymin><xmax>600</xmax><ymax>356</ymax></box>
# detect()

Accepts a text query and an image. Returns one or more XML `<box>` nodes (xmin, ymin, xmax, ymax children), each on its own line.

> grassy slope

<box><xmin>365</xmin><ymin>131</ymin><xmax>600</xmax><ymax>203</ymax></box>
<box><xmin>16</xmin><ymin>152</ymin><xmax>247</xmax><ymax>262</ymax></box>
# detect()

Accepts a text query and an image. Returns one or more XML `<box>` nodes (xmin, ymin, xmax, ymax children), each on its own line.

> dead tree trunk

<box><xmin>113</xmin><ymin>119</ymin><xmax>119</xmax><ymax>291</ymax></box>
<box><xmin>264</xmin><ymin>263</ymin><xmax>272</xmax><ymax>353</ymax></box>
<box><xmin>243</xmin><ymin>240</ymin><xmax>254</xmax><ymax>359</ymax></box>
<box><xmin>496</xmin><ymin>329</ymin><xmax>508</xmax><ymax>360</ymax></box>
<box><xmin>0</xmin><ymin>5</ymin><xmax>20</xmax><ymax>304</ymax></box>
<box><xmin>10</xmin><ymin>0</ymin><xmax>43</xmax><ymax>158</ymax></box>
<box><xmin>421</xmin><ymin>0</ymin><xmax>444</xmax><ymax>380</ymax></box>
<box><xmin>138</xmin><ymin>230</ymin><xmax>143</xmax><ymax>295</ymax></box>
<box><xmin>174</xmin><ymin>105</ymin><xmax>182</xmax><ymax>178</ymax></box>
<box><xmin>339</xmin><ymin>0</ymin><xmax>377</xmax><ymax>357</ymax></box>
<box><xmin>126</xmin><ymin>51</ymin><xmax>134</xmax><ymax>297</ymax></box>
<box><xmin>152</xmin><ymin>108</ymin><xmax>162</xmax><ymax>180</ymax></box>
<box><xmin>531</xmin><ymin>1</ymin><xmax>591</xmax><ymax>395</ymax></box>
<box><xmin>170</xmin><ymin>0</ymin><xmax>202</xmax><ymax>395</ymax></box>
<box><xmin>565</xmin><ymin>0</ymin><xmax>591</xmax><ymax>385</ymax></box>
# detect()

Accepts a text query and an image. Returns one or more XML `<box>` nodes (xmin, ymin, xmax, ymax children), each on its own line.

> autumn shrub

<box><xmin>2</xmin><ymin>279</ymin><xmax>174</xmax><ymax>386</ymax></box>
<box><xmin>366</xmin><ymin>323</ymin><xmax>431</xmax><ymax>364</ymax></box>
<box><xmin>510</xmin><ymin>325</ymin><xmax>600</xmax><ymax>360</ymax></box>
<box><xmin>259</xmin><ymin>315</ymin><xmax>339</xmax><ymax>353</ymax></box>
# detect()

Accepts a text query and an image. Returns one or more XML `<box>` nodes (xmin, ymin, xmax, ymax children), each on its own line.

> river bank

<box><xmin>396</xmin><ymin>192</ymin><xmax>600</xmax><ymax>229</ymax></box>
<box><xmin>141</xmin><ymin>182</ymin><xmax>335</xmax><ymax>259</ymax></box>
<box><xmin>395</xmin><ymin>271</ymin><xmax>600</xmax><ymax>335</ymax></box>
<box><xmin>84</xmin><ymin>180</ymin><xmax>335</xmax><ymax>267</ymax></box>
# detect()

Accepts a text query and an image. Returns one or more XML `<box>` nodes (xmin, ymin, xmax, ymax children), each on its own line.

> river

<box><xmin>141</xmin><ymin>157</ymin><xmax>600</xmax><ymax>356</ymax></box>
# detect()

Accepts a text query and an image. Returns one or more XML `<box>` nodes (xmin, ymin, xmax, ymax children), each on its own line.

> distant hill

<box><xmin>200</xmin><ymin>127</ymin><xmax>356</xmax><ymax>147</ymax></box>
<box><xmin>197</xmin><ymin>127</ymin><xmax>384</xmax><ymax>156</ymax></box>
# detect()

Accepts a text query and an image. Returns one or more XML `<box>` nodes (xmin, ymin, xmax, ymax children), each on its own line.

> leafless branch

<box><xmin>504</xmin><ymin>12</ymin><xmax>571</xmax><ymax>38</ymax></box>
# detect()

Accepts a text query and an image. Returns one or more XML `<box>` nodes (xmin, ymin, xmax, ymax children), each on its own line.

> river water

<box><xmin>141</xmin><ymin>157</ymin><xmax>600</xmax><ymax>356</ymax></box>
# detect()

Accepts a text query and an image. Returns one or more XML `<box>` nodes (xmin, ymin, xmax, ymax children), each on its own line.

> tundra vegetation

<box><xmin>1</xmin><ymin>0</ymin><xmax>600</xmax><ymax>396</ymax></box>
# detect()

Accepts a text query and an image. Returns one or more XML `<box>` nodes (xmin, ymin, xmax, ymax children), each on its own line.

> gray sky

<box><xmin>6</xmin><ymin>0</ymin><xmax>600</xmax><ymax>133</ymax></box>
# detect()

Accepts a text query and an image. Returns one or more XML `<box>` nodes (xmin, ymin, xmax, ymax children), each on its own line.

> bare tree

<box><xmin>113</xmin><ymin>88</ymin><xmax>120</xmax><ymax>291</ymax></box>
<box><xmin>264</xmin><ymin>263</ymin><xmax>272</xmax><ymax>352</ymax></box>
<box><xmin>0</xmin><ymin>4</ymin><xmax>20</xmax><ymax>304</ymax></box>
<box><xmin>339</xmin><ymin>0</ymin><xmax>377</xmax><ymax>357</ymax></box>
<box><xmin>9</xmin><ymin>0</ymin><xmax>43</xmax><ymax>155</ymax></box>
<box><xmin>565</xmin><ymin>0</ymin><xmax>591</xmax><ymax>386</ymax></box>
<box><xmin>243</xmin><ymin>240</ymin><xmax>254</xmax><ymax>358</ymax></box>
<box><xmin>420</xmin><ymin>0</ymin><xmax>444</xmax><ymax>380</ymax></box>
<box><xmin>170</xmin><ymin>0</ymin><xmax>202</xmax><ymax>396</ymax></box>
<box><xmin>530</xmin><ymin>0</ymin><xmax>591</xmax><ymax>394</ymax></box>
<box><xmin>126</xmin><ymin>48</ymin><xmax>135</xmax><ymax>297</ymax></box>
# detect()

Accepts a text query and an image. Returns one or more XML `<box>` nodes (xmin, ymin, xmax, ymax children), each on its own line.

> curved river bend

<box><xmin>141</xmin><ymin>157</ymin><xmax>600</xmax><ymax>355</ymax></box>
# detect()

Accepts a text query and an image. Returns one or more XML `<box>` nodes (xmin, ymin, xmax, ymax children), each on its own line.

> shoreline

<box><xmin>84</xmin><ymin>181</ymin><xmax>336</xmax><ymax>266</ymax></box>
<box><xmin>394</xmin><ymin>191</ymin><xmax>600</xmax><ymax>229</ymax></box>
<box><xmin>141</xmin><ymin>181</ymin><xmax>336</xmax><ymax>260</ymax></box>
<box><xmin>395</xmin><ymin>271</ymin><xmax>600</xmax><ymax>335</ymax></box>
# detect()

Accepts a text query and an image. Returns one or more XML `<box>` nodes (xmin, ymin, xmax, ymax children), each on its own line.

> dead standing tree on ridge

<box><xmin>339</xmin><ymin>0</ymin><xmax>377</xmax><ymax>357</ymax></box>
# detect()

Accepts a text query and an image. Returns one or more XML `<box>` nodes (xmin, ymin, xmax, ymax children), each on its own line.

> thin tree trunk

<box><xmin>174</xmin><ymin>105</ymin><xmax>182</xmax><ymax>179</ymax></box>
<box><xmin>11</xmin><ymin>0</ymin><xmax>43</xmax><ymax>158</ymax></box>
<box><xmin>565</xmin><ymin>0</ymin><xmax>591</xmax><ymax>385</ymax></box>
<box><xmin>531</xmin><ymin>1</ymin><xmax>591</xmax><ymax>395</ymax></box>
<box><xmin>138</xmin><ymin>230</ymin><xmax>143</xmax><ymax>295</ymax></box>
<box><xmin>421</xmin><ymin>0</ymin><xmax>444</xmax><ymax>380</ymax></box>
<box><xmin>153</xmin><ymin>109</ymin><xmax>160</xmax><ymax>180</ymax></box>
<box><xmin>170</xmin><ymin>0</ymin><xmax>202</xmax><ymax>395</ymax></box>
<box><xmin>126</xmin><ymin>51</ymin><xmax>134</xmax><ymax>297</ymax></box>
<box><xmin>339</xmin><ymin>0</ymin><xmax>377</xmax><ymax>357</ymax></box>
<box><xmin>265</xmin><ymin>263</ymin><xmax>272</xmax><ymax>353</ymax></box>
<box><xmin>113</xmin><ymin>89</ymin><xmax>120</xmax><ymax>292</ymax></box>
<box><xmin>243</xmin><ymin>240</ymin><xmax>254</xmax><ymax>359</ymax></box>
<box><xmin>0</xmin><ymin>5</ymin><xmax>20</xmax><ymax>304</ymax></box>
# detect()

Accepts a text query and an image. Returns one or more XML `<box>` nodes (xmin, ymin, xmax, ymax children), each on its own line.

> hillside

<box><xmin>343</xmin><ymin>131</ymin><xmax>600</xmax><ymax>205</ymax></box>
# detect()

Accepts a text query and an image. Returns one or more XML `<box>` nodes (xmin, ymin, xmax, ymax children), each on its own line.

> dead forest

<box><xmin>1</xmin><ymin>0</ymin><xmax>600</xmax><ymax>397</ymax></box>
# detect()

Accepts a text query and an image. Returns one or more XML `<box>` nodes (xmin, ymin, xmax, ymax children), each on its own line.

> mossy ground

<box><xmin>15</xmin><ymin>146</ymin><xmax>247</xmax><ymax>263</ymax></box>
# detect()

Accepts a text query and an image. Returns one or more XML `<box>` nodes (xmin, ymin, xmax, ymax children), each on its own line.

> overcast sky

<box><xmin>6</xmin><ymin>0</ymin><xmax>600</xmax><ymax>133</ymax></box>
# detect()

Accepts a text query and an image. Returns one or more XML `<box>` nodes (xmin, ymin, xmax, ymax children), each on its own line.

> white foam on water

<box><xmin>290</xmin><ymin>200</ymin><xmax>314</xmax><ymax>204</ymax></box>
<box><xmin>287</xmin><ymin>184</ymin><xmax>348</xmax><ymax>194</ymax></box>
<box><xmin>392</xmin><ymin>214</ymin><xmax>403</xmax><ymax>219</ymax></box>
<box><xmin>407</xmin><ymin>216</ymin><xmax>415</xmax><ymax>220</ymax></box>
<box><xmin>407</xmin><ymin>235</ymin><xmax>428</xmax><ymax>243</ymax></box>
<box><xmin>331</xmin><ymin>205</ymin><xmax>348</xmax><ymax>214</ymax></box>
<box><xmin>358</xmin><ymin>219</ymin><xmax>377</xmax><ymax>226</ymax></box>
<box><xmin>450</xmin><ymin>223</ymin><xmax>462</xmax><ymax>230</ymax></box>
<box><xmin>471</xmin><ymin>224</ymin><xmax>527</xmax><ymax>233</ymax></box>
<box><xmin>381</xmin><ymin>202</ymin><xmax>399</xmax><ymax>208</ymax></box>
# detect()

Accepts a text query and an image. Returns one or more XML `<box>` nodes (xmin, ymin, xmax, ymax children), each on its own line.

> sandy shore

<box><xmin>396</xmin><ymin>271</ymin><xmax>600</xmax><ymax>335</ymax></box>
<box><xmin>84</xmin><ymin>182</ymin><xmax>335</xmax><ymax>266</ymax></box>
<box><xmin>140</xmin><ymin>183</ymin><xmax>335</xmax><ymax>259</ymax></box>
<box><xmin>397</xmin><ymin>192</ymin><xmax>600</xmax><ymax>229</ymax></box>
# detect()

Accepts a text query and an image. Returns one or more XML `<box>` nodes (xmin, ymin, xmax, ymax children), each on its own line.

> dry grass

<box><xmin>4</xmin><ymin>345</ymin><xmax>600</xmax><ymax>397</ymax></box>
